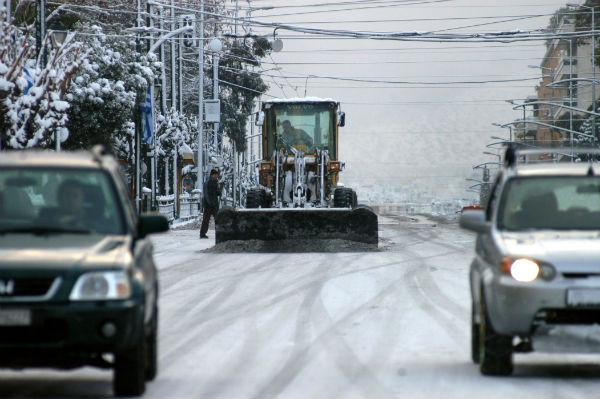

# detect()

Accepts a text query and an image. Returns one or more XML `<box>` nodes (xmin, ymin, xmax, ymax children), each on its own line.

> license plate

<box><xmin>567</xmin><ymin>289</ymin><xmax>600</xmax><ymax>307</ymax></box>
<box><xmin>0</xmin><ymin>309</ymin><xmax>31</xmax><ymax>326</ymax></box>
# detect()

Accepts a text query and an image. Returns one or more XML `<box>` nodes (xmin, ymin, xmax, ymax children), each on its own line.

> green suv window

<box><xmin>0</xmin><ymin>168</ymin><xmax>125</xmax><ymax>235</ymax></box>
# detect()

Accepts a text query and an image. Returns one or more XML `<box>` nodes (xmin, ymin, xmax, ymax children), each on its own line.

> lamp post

<box><xmin>510</xmin><ymin>100</ymin><xmax>600</xmax><ymax>156</ymax></box>
<box><xmin>209</xmin><ymin>37</ymin><xmax>222</xmax><ymax>153</ymax></box>
<box><xmin>505</xmin><ymin>99</ymin><xmax>526</xmax><ymax>139</ymax></box>
<box><xmin>48</xmin><ymin>20</ymin><xmax>68</xmax><ymax>151</ymax></box>
<box><xmin>528</xmin><ymin>65</ymin><xmax>554</xmax><ymax>136</ymax></box>
<box><xmin>197</xmin><ymin>0</ymin><xmax>205</xmax><ymax>193</ymax></box>
<box><xmin>568</xmin><ymin>3</ymin><xmax>595</xmax><ymax>137</ymax></box>
<box><xmin>36</xmin><ymin>0</ymin><xmax>46</xmax><ymax>63</ymax></box>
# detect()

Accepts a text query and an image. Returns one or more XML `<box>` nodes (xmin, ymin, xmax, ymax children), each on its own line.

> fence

<box><xmin>369</xmin><ymin>200</ymin><xmax>471</xmax><ymax>219</ymax></box>
<box><xmin>156</xmin><ymin>193</ymin><xmax>201</xmax><ymax>223</ymax></box>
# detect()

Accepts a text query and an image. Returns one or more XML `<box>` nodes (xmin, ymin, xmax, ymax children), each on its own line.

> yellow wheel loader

<box><xmin>216</xmin><ymin>98</ymin><xmax>378</xmax><ymax>246</ymax></box>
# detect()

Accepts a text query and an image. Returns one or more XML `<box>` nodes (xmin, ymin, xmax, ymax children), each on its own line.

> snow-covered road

<box><xmin>3</xmin><ymin>214</ymin><xmax>600</xmax><ymax>398</ymax></box>
<box><xmin>148</xmin><ymin>215</ymin><xmax>600</xmax><ymax>398</ymax></box>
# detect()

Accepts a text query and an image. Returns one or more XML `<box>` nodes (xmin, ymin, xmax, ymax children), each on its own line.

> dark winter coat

<box><xmin>203</xmin><ymin>176</ymin><xmax>221</xmax><ymax>210</ymax></box>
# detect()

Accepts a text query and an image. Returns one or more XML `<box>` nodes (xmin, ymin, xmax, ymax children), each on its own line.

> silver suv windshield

<box><xmin>497</xmin><ymin>176</ymin><xmax>600</xmax><ymax>231</ymax></box>
<box><xmin>0</xmin><ymin>167</ymin><xmax>125</xmax><ymax>235</ymax></box>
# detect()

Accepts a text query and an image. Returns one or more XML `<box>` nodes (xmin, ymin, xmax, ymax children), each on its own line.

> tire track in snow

<box><xmin>251</xmin><ymin>270</ymin><xmax>326</xmax><ymax>399</ymax></box>
<box><xmin>252</xmin><ymin>257</ymin><xmax>406</xmax><ymax>398</ymax></box>
<box><xmin>159</xmin><ymin>254</ymin><xmax>283</xmax><ymax>368</ymax></box>
<box><xmin>402</xmin><ymin>248</ymin><xmax>466</xmax><ymax>345</ymax></box>
<box><xmin>158</xmin><ymin>253</ymin><xmax>357</xmax><ymax>372</ymax></box>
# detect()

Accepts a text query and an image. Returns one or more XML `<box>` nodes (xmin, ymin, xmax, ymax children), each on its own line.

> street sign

<box><xmin>204</xmin><ymin>100</ymin><xmax>220</xmax><ymax>123</ymax></box>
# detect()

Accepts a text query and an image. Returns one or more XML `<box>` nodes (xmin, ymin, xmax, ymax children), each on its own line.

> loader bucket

<box><xmin>215</xmin><ymin>206</ymin><xmax>378</xmax><ymax>246</ymax></box>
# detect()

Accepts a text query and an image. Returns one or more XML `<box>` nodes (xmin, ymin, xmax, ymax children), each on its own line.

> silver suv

<box><xmin>461</xmin><ymin>148</ymin><xmax>600</xmax><ymax>375</ymax></box>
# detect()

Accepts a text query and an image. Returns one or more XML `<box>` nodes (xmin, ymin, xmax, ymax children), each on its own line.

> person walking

<box><xmin>200</xmin><ymin>169</ymin><xmax>221</xmax><ymax>239</ymax></box>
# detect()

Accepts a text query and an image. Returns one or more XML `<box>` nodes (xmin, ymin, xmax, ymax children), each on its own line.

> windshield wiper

<box><xmin>0</xmin><ymin>227</ymin><xmax>92</xmax><ymax>235</ymax></box>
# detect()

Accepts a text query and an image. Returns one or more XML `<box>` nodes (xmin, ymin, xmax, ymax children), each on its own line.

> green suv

<box><xmin>0</xmin><ymin>147</ymin><xmax>168</xmax><ymax>397</ymax></box>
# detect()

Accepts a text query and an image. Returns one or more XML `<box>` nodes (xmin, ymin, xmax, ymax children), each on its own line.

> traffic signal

<box><xmin>179</xmin><ymin>15</ymin><xmax>196</xmax><ymax>47</ymax></box>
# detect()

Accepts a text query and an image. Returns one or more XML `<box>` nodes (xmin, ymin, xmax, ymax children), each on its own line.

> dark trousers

<box><xmin>200</xmin><ymin>207</ymin><xmax>218</xmax><ymax>237</ymax></box>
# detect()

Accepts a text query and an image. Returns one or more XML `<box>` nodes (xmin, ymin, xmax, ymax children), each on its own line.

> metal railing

<box><xmin>156</xmin><ymin>193</ymin><xmax>201</xmax><ymax>223</ymax></box>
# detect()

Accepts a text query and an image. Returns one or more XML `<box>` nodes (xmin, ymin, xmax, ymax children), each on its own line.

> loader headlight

<box><xmin>500</xmin><ymin>257</ymin><xmax>555</xmax><ymax>282</ymax></box>
<box><xmin>328</xmin><ymin>162</ymin><xmax>341</xmax><ymax>172</ymax></box>
<box><xmin>260</xmin><ymin>162</ymin><xmax>273</xmax><ymax>172</ymax></box>
<box><xmin>70</xmin><ymin>271</ymin><xmax>131</xmax><ymax>301</ymax></box>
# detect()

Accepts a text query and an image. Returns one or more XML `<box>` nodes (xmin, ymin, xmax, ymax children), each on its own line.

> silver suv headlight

<box><xmin>70</xmin><ymin>271</ymin><xmax>131</xmax><ymax>300</ymax></box>
<box><xmin>500</xmin><ymin>257</ymin><xmax>556</xmax><ymax>282</ymax></box>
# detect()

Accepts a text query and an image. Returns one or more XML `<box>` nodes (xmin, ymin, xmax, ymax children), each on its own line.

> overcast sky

<box><xmin>246</xmin><ymin>0</ymin><xmax>572</xmax><ymax>203</ymax></box>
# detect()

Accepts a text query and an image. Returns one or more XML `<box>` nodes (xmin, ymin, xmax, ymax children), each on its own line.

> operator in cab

<box><xmin>281</xmin><ymin>120</ymin><xmax>313</xmax><ymax>149</ymax></box>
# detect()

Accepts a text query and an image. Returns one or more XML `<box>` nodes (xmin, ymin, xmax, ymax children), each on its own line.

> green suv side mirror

<box><xmin>138</xmin><ymin>214</ymin><xmax>169</xmax><ymax>238</ymax></box>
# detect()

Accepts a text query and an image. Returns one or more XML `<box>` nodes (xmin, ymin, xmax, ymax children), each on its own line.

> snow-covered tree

<box><xmin>0</xmin><ymin>11</ymin><xmax>85</xmax><ymax>149</ymax></box>
<box><xmin>156</xmin><ymin>108</ymin><xmax>198</xmax><ymax>157</ymax></box>
<box><xmin>215</xmin><ymin>38</ymin><xmax>269</xmax><ymax>152</ymax></box>
<box><xmin>64</xmin><ymin>25</ymin><xmax>159</xmax><ymax>163</ymax></box>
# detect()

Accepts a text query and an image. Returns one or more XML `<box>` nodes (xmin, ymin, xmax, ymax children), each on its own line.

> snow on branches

<box><xmin>0</xmin><ymin>11</ymin><xmax>85</xmax><ymax>149</ymax></box>
<box><xmin>64</xmin><ymin>25</ymin><xmax>159</xmax><ymax>162</ymax></box>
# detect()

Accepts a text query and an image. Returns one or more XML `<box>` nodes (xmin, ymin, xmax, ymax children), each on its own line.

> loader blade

<box><xmin>215</xmin><ymin>206</ymin><xmax>378</xmax><ymax>246</ymax></box>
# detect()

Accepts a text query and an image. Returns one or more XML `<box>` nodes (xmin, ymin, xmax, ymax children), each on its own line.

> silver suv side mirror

<box><xmin>459</xmin><ymin>209</ymin><xmax>489</xmax><ymax>234</ymax></box>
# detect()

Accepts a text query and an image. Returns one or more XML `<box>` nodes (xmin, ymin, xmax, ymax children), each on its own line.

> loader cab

<box><xmin>262</xmin><ymin>100</ymin><xmax>340</xmax><ymax>160</ymax></box>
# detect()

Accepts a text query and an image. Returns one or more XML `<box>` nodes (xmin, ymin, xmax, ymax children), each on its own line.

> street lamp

<box><xmin>528</xmin><ymin>65</ymin><xmax>552</xmax><ymax>72</ymax></box>
<box><xmin>492</xmin><ymin>122</ymin><xmax>513</xmax><ymax>141</ymax></box>
<box><xmin>473</xmin><ymin>162</ymin><xmax>502</xmax><ymax>169</ymax></box>
<box><xmin>48</xmin><ymin>20</ymin><xmax>68</xmax><ymax>48</ymax></box>
<box><xmin>483</xmin><ymin>151</ymin><xmax>501</xmax><ymax>163</ymax></box>
<box><xmin>47</xmin><ymin>20</ymin><xmax>69</xmax><ymax>151</ymax></box>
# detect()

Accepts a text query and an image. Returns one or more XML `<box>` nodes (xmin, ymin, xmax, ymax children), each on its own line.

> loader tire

<box><xmin>334</xmin><ymin>188</ymin><xmax>355</xmax><ymax>208</ymax></box>
<box><xmin>246</xmin><ymin>188</ymin><xmax>265</xmax><ymax>208</ymax></box>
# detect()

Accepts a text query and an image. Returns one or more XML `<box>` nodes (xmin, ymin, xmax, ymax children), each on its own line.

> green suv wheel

<box><xmin>145</xmin><ymin>305</ymin><xmax>159</xmax><ymax>381</ymax></box>
<box><xmin>113</xmin><ymin>327</ymin><xmax>147</xmax><ymax>397</ymax></box>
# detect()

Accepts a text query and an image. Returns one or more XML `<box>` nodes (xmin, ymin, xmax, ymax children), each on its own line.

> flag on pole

<box><xmin>23</xmin><ymin>67</ymin><xmax>34</xmax><ymax>94</ymax></box>
<box><xmin>141</xmin><ymin>86</ymin><xmax>154</xmax><ymax>146</ymax></box>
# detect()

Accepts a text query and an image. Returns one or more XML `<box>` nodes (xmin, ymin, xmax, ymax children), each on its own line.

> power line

<box><xmin>247</xmin><ymin>14</ymin><xmax>554</xmax><ymax>26</ymax></box>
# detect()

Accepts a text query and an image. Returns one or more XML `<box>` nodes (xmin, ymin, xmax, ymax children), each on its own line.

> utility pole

<box><xmin>197</xmin><ymin>0</ymin><xmax>205</xmax><ymax>191</ymax></box>
<box><xmin>171</xmin><ymin>0</ymin><xmax>176</xmax><ymax>110</ymax></box>
<box><xmin>570</xmin><ymin>38</ymin><xmax>574</xmax><ymax>157</ymax></box>
<box><xmin>178</xmin><ymin>29</ymin><xmax>183</xmax><ymax>111</ymax></box>
<box><xmin>211</xmin><ymin>39</ymin><xmax>221</xmax><ymax>153</ymax></box>
<box><xmin>135</xmin><ymin>0</ymin><xmax>142</xmax><ymax>212</ymax></box>
<box><xmin>235</xmin><ymin>0</ymin><xmax>239</xmax><ymax>36</ymax></box>
<box><xmin>592</xmin><ymin>7</ymin><xmax>596</xmax><ymax>139</ymax></box>
<box><xmin>158</xmin><ymin>5</ymin><xmax>167</xmax><ymax>114</ymax></box>
<box><xmin>568</xmin><ymin>3</ymin><xmax>596</xmax><ymax>141</ymax></box>
<box><xmin>148</xmin><ymin>2</ymin><xmax>156</xmax><ymax>210</ymax></box>
<box><xmin>5</xmin><ymin>0</ymin><xmax>11</xmax><ymax>23</ymax></box>
<box><xmin>36</xmin><ymin>0</ymin><xmax>46</xmax><ymax>64</ymax></box>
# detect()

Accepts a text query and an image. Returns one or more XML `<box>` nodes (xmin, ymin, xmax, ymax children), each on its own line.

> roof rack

<box><xmin>90</xmin><ymin>145</ymin><xmax>108</xmax><ymax>164</ymax></box>
<box><xmin>504</xmin><ymin>146</ymin><xmax>600</xmax><ymax>167</ymax></box>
